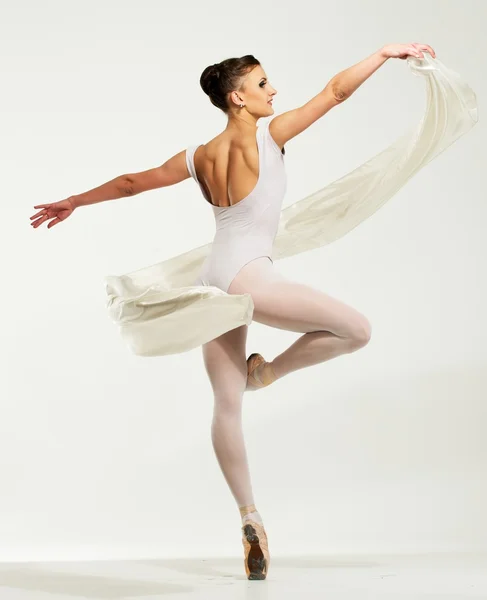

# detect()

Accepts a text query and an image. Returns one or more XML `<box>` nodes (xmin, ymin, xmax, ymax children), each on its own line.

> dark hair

<box><xmin>200</xmin><ymin>55</ymin><xmax>260</xmax><ymax>113</ymax></box>
<box><xmin>200</xmin><ymin>54</ymin><xmax>286</xmax><ymax>155</ymax></box>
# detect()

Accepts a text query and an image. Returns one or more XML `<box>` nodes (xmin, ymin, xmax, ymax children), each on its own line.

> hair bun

<box><xmin>199</xmin><ymin>55</ymin><xmax>260</xmax><ymax>113</ymax></box>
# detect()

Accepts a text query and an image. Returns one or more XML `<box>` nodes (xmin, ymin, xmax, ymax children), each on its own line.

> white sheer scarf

<box><xmin>104</xmin><ymin>53</ymin><xmax>478</xmax><ymax>357</ymax></box>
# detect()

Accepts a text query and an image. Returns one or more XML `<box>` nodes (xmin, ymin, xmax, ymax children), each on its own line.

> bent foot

<box><xmin>246</xmin><ymin>353</ymin><xmax>277</xmax><ymax>392</ymax></box>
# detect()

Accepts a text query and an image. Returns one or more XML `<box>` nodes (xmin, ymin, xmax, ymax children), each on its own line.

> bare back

<box><xmin>193</xmin><ymin>129</ymin><xmax>280</xmax><ymax>208</ymax></box>
<box><xmin>186</xmin><ymin>119</ymin><xmax>287</xmax><ymax>292</ymax></box>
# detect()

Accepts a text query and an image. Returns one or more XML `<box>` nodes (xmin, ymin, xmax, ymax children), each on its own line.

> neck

<box><xmin>226</xmin><ymin>112</ymin><xmax>258</xmax><ymax>133</ymax></box>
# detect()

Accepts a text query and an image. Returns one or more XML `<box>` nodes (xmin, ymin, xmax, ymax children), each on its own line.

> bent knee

<box><xmin>347</xmin><ymin>316</ymin><xmax>372</xmax><ymax>350</ymax></box>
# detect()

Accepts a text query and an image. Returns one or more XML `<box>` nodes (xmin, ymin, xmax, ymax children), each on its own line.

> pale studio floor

<box><xmin>0</xmin><ymin>553</ymin><xmax>486</xmax><ymax>599</ymax></box>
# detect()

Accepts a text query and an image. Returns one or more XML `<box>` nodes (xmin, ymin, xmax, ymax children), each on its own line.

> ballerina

<box><xmin>32</xmin><ymin>42</ymin><xmax>479</xmax><ymax>581</ymax></box>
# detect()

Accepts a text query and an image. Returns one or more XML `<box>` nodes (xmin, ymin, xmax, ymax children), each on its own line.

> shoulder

<box><xmin>261</xmin><ymin>118</ymin><xmax>286</xmax><ymax>155</ymax></box>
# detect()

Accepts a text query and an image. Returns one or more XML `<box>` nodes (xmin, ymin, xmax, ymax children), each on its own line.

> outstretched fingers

<box><xmin>30</xmin><ymin>214</ymin><xmax>47</xmax><ymax>228</ymax></box>
<box><xmin>30</xmin><ymin>211</ymin><xmax>60</xmax><ymax>229</ymax></box>
<box><xmin>30</xmin><ymin>208</ymin><xmax>48</xmax><ymax>221</ymax></box>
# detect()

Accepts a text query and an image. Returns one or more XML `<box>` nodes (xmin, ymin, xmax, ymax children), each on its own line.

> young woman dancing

<box><xmin>30</xmin><ymin>41</ymin><xmax>435</xmax><ymax>580</ymax></box>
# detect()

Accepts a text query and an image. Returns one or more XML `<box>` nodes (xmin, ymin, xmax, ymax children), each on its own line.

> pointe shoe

<box><xmin>242</xmin><ymin>520</ymin><xmax>270</xmax><ymax>580</ymax></box>
<box><xmin>240</xmin><ymin>505</ymin><xmax>270</xmax><ymax>580</ymax></box>
<box><xmin>246</xmin><ymin>353</ymin><xmax>276</xmax><ymax>392</ymax></box>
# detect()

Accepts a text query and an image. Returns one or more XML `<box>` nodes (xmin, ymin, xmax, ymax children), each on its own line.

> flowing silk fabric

<box><xmin>104</xmin><ymin>53</ymin><xmax>478</xmax><ymax>357</ymax></box>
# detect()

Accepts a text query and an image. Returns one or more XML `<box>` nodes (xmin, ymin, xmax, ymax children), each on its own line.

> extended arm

<box><xmin>71</xmin><ymin>149</ymin><xmax>190</xmax><ymax>208</ymax></box>
<box><xmin>30</xmin><ymin>149</ymin><xmax>191</xmax><ymax>228</ymax></box>
<box><xmin>270</xmin><ymin>43</ymin><xmax>435</xmax><ymax>148</ymax></box>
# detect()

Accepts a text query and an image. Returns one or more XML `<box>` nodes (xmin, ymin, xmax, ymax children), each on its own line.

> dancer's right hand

<box><xmin>30</xmin><ymin>197</ymin><xmax>76</xmax><ymax>229</ymax></box>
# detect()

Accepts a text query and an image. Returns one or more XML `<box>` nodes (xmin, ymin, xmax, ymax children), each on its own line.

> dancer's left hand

<box><xmin>381</xmin><ymin>43</ymin><xmax>436</xmax><ymax>60</ymax></box>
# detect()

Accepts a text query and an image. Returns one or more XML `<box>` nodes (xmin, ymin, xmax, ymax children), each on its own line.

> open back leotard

<box><xmin>185</xmin><ymin>119</ymin><xmax>287</xmax><ymax>293</ymax></box>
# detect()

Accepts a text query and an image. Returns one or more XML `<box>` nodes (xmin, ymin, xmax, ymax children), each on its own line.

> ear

<box><xmin>230</xmin><ymin>90</ymin><xmax>243</xmax><ymax>107</ymax></box>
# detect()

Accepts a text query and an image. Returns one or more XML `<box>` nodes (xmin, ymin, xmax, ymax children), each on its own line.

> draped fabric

<box><xmin>104</xmin><ymin>53</ymin><xmax>478</xmax><ymax>357</ymax></box>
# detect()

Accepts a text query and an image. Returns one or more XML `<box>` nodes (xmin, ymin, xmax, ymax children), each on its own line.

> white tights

<box><xmin>202</xmin><ymin>257</ymin><xmax>371</xmax><ymax>522</ymax></box>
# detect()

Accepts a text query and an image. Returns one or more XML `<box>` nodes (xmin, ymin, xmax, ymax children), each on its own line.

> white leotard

<box><xmin>185</xmin><ymin>119</ymin><xmax>287</xmax><ymax>293</ymax></box>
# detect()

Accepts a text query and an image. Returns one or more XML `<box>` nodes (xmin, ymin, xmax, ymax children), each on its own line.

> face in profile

<box><xmin>238</xmin><ymin>65</ymin><xmax>277</xmax><ymax>117</ymax></box>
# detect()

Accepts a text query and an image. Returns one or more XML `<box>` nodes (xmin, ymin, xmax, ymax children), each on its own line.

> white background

<box><xmin>1</xmin><ymin>0</ymin><xmax>485</xmax><ymax>561</ymax></box>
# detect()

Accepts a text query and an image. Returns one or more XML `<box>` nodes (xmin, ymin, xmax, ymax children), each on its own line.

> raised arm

<box><xmin>269</xmin><ymin>42</ymin><xmax>435</xmax><ymax>148</ymax></box>
<box><xmin>30</xmin><ymin>150</ymin><xmax>191</xmax><ymax>229</ymax></box>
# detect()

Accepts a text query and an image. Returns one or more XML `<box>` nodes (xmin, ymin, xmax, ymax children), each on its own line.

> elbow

<box><xmin>119</xmin><ymin>175</ymin><xmax>137</xmax><ymax>196</ymax></box>
<box><xmin>330</xmin><ymin>78</ymin><xmax>349</xmax><ymax>103</ymax></box>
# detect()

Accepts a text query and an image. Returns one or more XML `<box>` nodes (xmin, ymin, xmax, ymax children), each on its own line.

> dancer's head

<box><xmin>200</xmin><ymin>55</ymin><xmax>277</xmax><ymax>119</ymax></box>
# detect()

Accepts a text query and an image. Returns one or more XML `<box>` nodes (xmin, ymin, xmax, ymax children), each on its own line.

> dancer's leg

<box><xmin>228</xmin><ymin>258</ymin><xmax>371</xmax><ymax>382</ymax></box>
<box><xmin>202</xmin><ymin>324</ymin><xmax>262</xmax><ymax>524</ymax></box>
